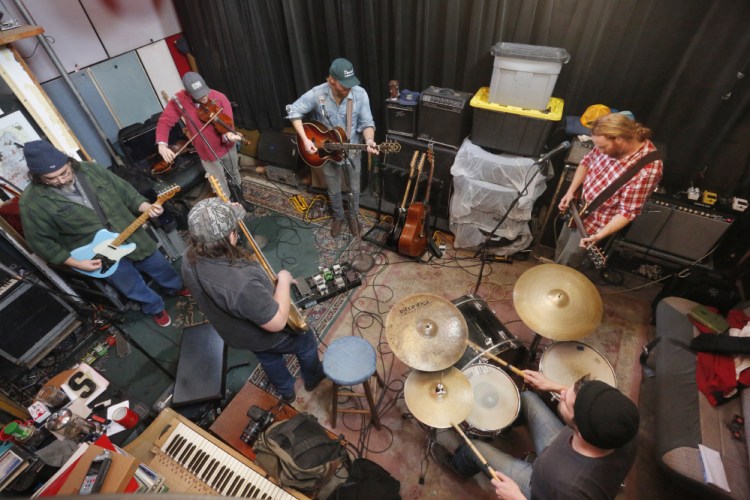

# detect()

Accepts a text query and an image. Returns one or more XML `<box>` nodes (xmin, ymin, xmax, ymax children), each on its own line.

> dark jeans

<box><xmin>254</xmin><ymin>328</ymin><xmax>323</xmax><ymax>397</ymax></box>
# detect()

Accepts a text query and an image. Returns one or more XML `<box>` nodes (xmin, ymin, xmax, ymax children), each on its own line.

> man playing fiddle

<box><xmin>156</xmin><ymin>72</ymin><xmax>252</xmax><ymax>210</ymax></box>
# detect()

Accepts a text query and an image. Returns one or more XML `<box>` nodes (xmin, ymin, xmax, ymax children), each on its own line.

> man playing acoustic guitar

<box><xmin>556</xmin><ymin>113</ymin><xmax>663</xmax><ymax>269</ymax></box>
<box><xmin>286</xmin><ymin>58</ymin><xmax>379</xmax><ymax>237</ymax></box>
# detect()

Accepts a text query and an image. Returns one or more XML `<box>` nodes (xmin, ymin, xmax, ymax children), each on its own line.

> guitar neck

<box><xmin>111</xmin><ymin>202</ymin><xmax>163</xmax><ymax>247</ymax></box>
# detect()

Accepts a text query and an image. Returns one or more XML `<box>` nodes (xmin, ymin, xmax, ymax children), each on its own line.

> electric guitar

<box><xmin>70</xmin><ymin>184</ymin><xmax>180</xmax><ymax>278</ymax></box>
<box><xmin>398</xmin><ymin>146</ymin><xmax>435</xmax><ymax>257</ymax></box>
<box><xmin>297</xmin><ymin>120</ymin><xmax>401</xmax><ymax>168</ymax></box>
<box><xmin>388</xmin><ymin>151</ymin><xmax>419</xmax><ymax>246</ymax></box>
<box><xmin>567</xmin><ymin>200</ymin><xmax>607</xmax><ymax>269</ymax></box>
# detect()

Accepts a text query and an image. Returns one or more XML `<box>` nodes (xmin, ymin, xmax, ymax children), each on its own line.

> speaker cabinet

<box><xmin>381</xmin><ymin>164</ymin><xmax>450</xmax><ymax>220</ymax></box>
<box><xmin>619</xmin><ymin>195</ymin><xmax>735</xmax><ymax>262</ymax></box>
<box><xmin>417</xmin><ymin>86</ymin><xmax>473</xmax><ymax>149</ymax></box>
<box><xmin>257</xmin><ymin>131</ymin><xmax>299</xmax><ymax>169</ymax></box>
<box><xmin>386</xmin><ymin>101</ymin><xmax>417</xmax><ymax>137</ymax></box>
<box><xmin>384</xmin><ymin>134</ymin><xmax>457</xmax><ymax>184</ymax></box>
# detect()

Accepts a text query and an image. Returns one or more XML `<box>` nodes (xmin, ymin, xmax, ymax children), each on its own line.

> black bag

<box><xmin>328</xmin><ymin>458</ymin><xmax>401</xmax><ymax>500</ymax></box>
<box><xmin>652</xmin><ymin>267</ymin><xmax>741</xmax><ymax>315</ymax></box>
<box><xmin>254</xmin><ymin>413</ymin><xmax>346</xmax><ymax>492</ymax></box>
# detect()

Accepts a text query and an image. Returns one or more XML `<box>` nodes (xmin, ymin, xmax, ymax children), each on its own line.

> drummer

<box><xmin>432</xmin><ymin>370</ymin><xmax>639</xmax><ymax>499</ymax></box>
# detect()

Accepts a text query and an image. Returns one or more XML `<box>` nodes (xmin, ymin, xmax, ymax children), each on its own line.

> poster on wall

<box><xmin>0</xmin><ymin>110</ymin><xmax>41</xmax><ymax>196</ymax></box>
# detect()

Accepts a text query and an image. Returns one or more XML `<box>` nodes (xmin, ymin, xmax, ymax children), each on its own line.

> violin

<box><xmin>196</xmin><ymin>99</ymin><xmax>251</xmax><ymax>145</ymax></box>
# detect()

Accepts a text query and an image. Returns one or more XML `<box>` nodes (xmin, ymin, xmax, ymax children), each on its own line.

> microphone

<box><xmin>537</xmin><ymin>141</ymin><xmax>571</xmax><ymax>163</ymax></box>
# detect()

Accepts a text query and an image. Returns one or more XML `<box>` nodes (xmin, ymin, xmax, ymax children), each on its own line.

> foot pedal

<box><xmin>115</xmin><ymin>331</ymin><xmax>131</xmax><ymax>357</ymax></box>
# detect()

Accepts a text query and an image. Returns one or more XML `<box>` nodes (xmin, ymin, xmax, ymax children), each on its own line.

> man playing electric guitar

<box><xmin>19</xmin><ymin>140</ymin><xmax>188</xmax><ymax>327</ymax></box>
<box><xmin>556</xmin><ymin>113</ymin><xmax>663</xmax><ymax>269</ymax></box>
<box><xmin>286</xmin><ymin>58</ymin><xmax>378</xmax><ymax>238</ymax></box>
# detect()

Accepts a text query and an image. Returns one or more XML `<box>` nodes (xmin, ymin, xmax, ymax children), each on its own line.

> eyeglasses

<box><xmin>41</xmin><ymin>165</ymin><xmax>73</xmax><ymax>185</ymax></box>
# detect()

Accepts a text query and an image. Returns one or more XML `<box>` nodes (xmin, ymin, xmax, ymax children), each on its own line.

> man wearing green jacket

<box><xmin>19</xmin><ymin>140</ymin><xmax>187</xmax><ymax>327</ymax></box>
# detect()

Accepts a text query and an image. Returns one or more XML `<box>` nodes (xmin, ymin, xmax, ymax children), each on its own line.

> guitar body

<box><xmin>299</xmin><ymin>121</ymin><xmax>348</xmax><ymax>168</ymax></box>
<box><xmin>70</xmin><ymin>229</ymin><xmax>137</xmax><ymax>278</ymax></box>
<box><xmin>398</xmin><ymin>202</ymin><xmax>428</xmax><ymax>257</ymax></box>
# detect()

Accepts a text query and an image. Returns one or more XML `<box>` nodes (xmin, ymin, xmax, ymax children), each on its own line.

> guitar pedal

<box><xmin>702</xmin><ymin>190</ymin><xmax>718</xmax><ymax>205</ymax></box>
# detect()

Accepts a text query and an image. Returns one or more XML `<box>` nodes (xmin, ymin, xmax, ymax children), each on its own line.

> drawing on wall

<box><xmin>0</xmin><ymin>110</ymin><xmax>41</xmax><ymax>195</ymax></box>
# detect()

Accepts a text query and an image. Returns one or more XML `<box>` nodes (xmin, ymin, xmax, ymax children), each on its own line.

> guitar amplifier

<box><xmin>257</xmin><ymin>131</ymin><xmax>299</xmax><ymax>169</ymax></box>
<box><xmin>386</xmin><ymin>101</ymin><xmax>417</xmax><ymax>137</ymax></box>
<box><xmin>383</xmin><ymin>134</ymin><xmax>457</xmax><ymax>184</ymax></box>
<box><xmin>417</xmin><ymin>86</ymin><xmax>473</xmax><ymax>149</ymax></box>
<box><xmin>381</xmin><ymin>164</ymin><xmax>450</xmax><ymax>220</ymax></box>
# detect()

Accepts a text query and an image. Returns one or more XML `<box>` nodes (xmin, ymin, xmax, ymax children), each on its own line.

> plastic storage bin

<box><xmin>470</xmin><ymin>87</ymin><xmax>563</xmax><ymax>156</ymax></box>
<box><xmin>489</xmin><ymin>42</ymin><xmax>570</xmax><ymax>110</ymax></box>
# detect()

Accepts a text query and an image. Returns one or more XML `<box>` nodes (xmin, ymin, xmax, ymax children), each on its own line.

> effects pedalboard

<box><xmin>293</xmin><ymin>262</ymin><xmax>361</xmax><ymax>310</ymax></box>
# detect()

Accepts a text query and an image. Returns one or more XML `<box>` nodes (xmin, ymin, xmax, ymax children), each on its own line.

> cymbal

<box><xmin>404</xmin><ymin>368</ymin><xmax>473</xmax><ymax>428</ymax></box>
<box><xmin>512</xmin><ymin>264</ymin><xmax>602</xmax><ymax>341</ymax></box>
<box><xmin>385</xmin><ymin>293</ymin><xmax>468</xmax><ymax>371</ymax></box>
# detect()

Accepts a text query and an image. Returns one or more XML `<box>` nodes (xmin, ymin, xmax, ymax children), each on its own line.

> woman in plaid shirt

<box><xmin>555</xmin><ymin>113</ymin><xmax>663</xmax><ymax>268</ymax></box>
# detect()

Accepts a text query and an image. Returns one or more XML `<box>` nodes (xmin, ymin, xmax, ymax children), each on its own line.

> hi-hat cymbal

<box><xmin>404</xmin><ymin>368</ymin><xmax>473</xmax><ymax>428</ymax></box>
<box><xmin>512</xmin><ymin>264</ymin><xmax>602</xmax><ymax>341</ymax></box>
<box><xmin>385</xmin><ymin>293</ymin><xmax>468</xmax><ymax>371</ymax></box>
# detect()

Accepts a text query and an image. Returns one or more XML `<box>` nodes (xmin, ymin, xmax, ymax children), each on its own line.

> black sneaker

<box><xmin>279</xmin><ymin>392</ymin><xmax>296</xmax><ymax>405</ymax></box>
<box><xmin>304</xmin><ymin>372</ymin><xmax>326</xmax><ymax>392</ymax></box>
<box><xmin>431</xmin><ymin>442</ymin><xmax>463</xmax><ymax>479</ymax></box>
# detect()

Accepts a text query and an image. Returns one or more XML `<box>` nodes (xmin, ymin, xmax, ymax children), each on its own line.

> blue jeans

<box><xmin>105</xmin><ymin>250</ymin><xmax>183</xmax><ymax>315</ymax></box>
<box><xmin>452</xmin><ymin>391</ymin><xmax>564</xmax><ymax>498</ymax></box>
<box><xmin>323</xmin><ymin>157</ymin><xmax>361</xmax><ymax>220</ymax></box>
<box><xmin>254</xmin><ymin>328</ymin><xmax>324</xmax><ymax>397</ymax></box>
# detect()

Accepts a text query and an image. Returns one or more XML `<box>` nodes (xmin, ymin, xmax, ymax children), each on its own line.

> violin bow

<box><xmin>159</xmin><ymin>90</ymin><xmax>219</xmax><ymax>161</ymax></box>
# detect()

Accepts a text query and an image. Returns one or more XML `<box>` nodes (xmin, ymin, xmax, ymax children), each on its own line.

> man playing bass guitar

<box><xmin>556</xmin><ymin>113</ymin><xmax>663</xmax><ymax>269</ymax></box>
<box><xmin>286</xmin><ymin>58</ymin><xmax>378</xmax><ymax>238</ymax></box>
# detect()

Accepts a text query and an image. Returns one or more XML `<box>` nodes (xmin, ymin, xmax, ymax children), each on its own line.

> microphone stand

<box><xmin>472</xmin><ymin>142</ymin><xmax>570</xmax><ymax>295</ymax></box>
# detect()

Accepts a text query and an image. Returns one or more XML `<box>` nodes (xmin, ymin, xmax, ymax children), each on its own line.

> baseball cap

<box><xmin>187</xmin><ymin>198</ymin><xmax>246</xmax><ymax>244</ymax></box>
<box><xmin>398</xmin><ymin>89</ymin><xmax>421</xmax><ymax>106</ymax></box>
<box><xmin>329</xmin><ymin>58</ymin><xmax>360</xmax><ymax>88</ymax></box>
<box><xmin>182</xmin><ymin>72</ymin><xmax>210</xmax><ymax>100</ymax></box>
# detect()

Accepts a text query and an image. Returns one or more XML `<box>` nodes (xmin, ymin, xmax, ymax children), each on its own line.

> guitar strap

<box><xmin>346</xmin><ymin>98</ymin><xmax>353</xmax><ymax>142</ymax></box>
<box><xmin>581</xmin><ymin>150</ymin><xmax>662</xmax><ymax>218</ymax></box>
<box><xmin>75</xmin><ymin>169</ymin><xmax>112</xmax><ymax>230</ymax></box>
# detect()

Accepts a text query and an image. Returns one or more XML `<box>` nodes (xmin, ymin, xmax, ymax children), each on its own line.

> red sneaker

<box><xmin>153</xmin><ymin>310</ymin><xmax>172</xmax><ymax>327</ymax></box>
<box><xmin>172</xmin><ymin>287</ymin><xmax>191</xmax><ymax>297</ymax></box>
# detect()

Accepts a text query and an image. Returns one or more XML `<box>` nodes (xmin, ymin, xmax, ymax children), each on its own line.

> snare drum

<box><xmin>462</xmin><ymin>364</ymin><xmax>521</xmax><ymax>436</ymax></box>
<box><xmin>539</xmin><ymin>341</ymin><xmax>616</xmax><ymax>388</ymax></box>
<box><xmin>452</xmin><ymin>294</ymin><xmax>527</xmax><ymax>369</ymax></box>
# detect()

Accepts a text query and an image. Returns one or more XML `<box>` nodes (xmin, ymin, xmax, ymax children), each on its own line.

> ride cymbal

<box><xmin>404</xmin><ymin>368</ymin><xmax>473</xmax><ymax>428</ymax></box>
<box><xmin>385</xmin><ymin>293</ymin><xmax>468</xmax><ymax>371</ymax></box>
<box><xmin>512</xmin><ymin>264</ymin><xmax>602</xmax><ymax>341</ymax></box>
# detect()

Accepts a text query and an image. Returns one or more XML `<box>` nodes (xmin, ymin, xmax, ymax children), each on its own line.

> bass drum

<box><xmin>539</xmin><ymin>341</ymin><xmax>616</xmax><ymax>388</ymax></box>
<box><xmin>452</xmin><ymin>294</ymin><xmax>527</xmax><ymax>369</ymax></box>
<box><xmin>462</xmin><ymin>364</ymin><xmax>521</xmax><ymax>436</ymax></box>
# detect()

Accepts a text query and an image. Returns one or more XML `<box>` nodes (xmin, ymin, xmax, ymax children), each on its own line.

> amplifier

<box><xmin>381</xmin><ymin>164</ymin><xmax>450</xmax><ymax>220</ymax></box>
<box><xmin>620</xmin><ymin>194</ymin><xmax>735</xmax><ymax>262</ymax></box>
<box><xmin>265</xmin><ymin>165</ymin><xmax>298</xmax><ymax>187</ymax></box>
<box><xmin>386</xmin><ymin>101</ymin><xmax>417</xmax><ymax>137</ymax></box>
<box><xmin>383</xmin><ymin>134</ymin><xmax>457</xmax><ymax>184</ymax></box>
<box><xmin>257</xmin><ymin>131</ymin><xmax>299</xmax><ymax>169</ymax></box>
<box><xmin>417</xmin><ymin>86</ymin><xmax>473</xmax><ymax>149</ymax></box>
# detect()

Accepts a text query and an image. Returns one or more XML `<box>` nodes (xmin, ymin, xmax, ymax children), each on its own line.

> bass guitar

<box><xmin>70</xmin><ymin>184</ymin><xmax>180</xmax><ymax>278</ymax></box>
<box><xmin>208</xmin><ymin>176</ymin><xmax>308</xmax><ymax>332</ymax></box>
<box><xmin>567</xmin><ymin>200</ymin><xmax>607</xmax><ymax>269</ymax></box>
<box><xmin>297</xmin><ymin>121</ymin><xmax>401</xmax><ymax>168</ymax></box>
<box><xmin>387</xmin><ymin>151</ymin><xmax>419</xmax><ymax>246</ymax></box>
<box><xmin>398</xmin><ymin>146</ymin><xmax>435</xmax><ymax>257</ymax></box>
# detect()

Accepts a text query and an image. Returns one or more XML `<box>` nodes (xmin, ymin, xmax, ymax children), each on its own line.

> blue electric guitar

<box><xmin>70</xmin><ymin>185</ymin><xmax>180</xmax><ymax>278</ymax></box>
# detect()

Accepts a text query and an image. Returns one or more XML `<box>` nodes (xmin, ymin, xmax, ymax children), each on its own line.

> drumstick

<box><xmin>467</xmin><ymin>340</ymin><xmax>526</xmax><ymax>377</ymax></box>
<box><xmin>451</xmin><ymin>422</ymin><xmax>499</xmax><ymax>481</ymax></box>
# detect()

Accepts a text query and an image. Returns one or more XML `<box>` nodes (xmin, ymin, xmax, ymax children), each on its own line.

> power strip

<box><xmin>293</xmin><ymin>263</ymin><xmax>362</xmax><ymax>310</ymax></box>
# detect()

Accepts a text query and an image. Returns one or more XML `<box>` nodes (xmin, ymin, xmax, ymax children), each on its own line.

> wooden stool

<box><xmin>323</xmin><ymin>336</ymin><xmax>382</xmax><ymax>429</ymax></box>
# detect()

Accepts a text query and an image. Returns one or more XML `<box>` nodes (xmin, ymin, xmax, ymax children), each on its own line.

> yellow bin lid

<box><xmin>470</xmin><ymin>87</ymin><xmax>564</xmax><ymax>120</ymax></box>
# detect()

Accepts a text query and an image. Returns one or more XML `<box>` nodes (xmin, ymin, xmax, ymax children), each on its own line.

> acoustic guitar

<box><xmin>297</xmin><ymin>120</ymin><xmax>400</xmax><ymax>168</ymax></box>
<box><xmin>70</xmin><ymin>184</ymin><xmax>180</xmax><ymax>278</ymax></box>
<box><xmin>567</xmin><ymin>200</ymin><xmax>607</xmax><ymax>269</ymax></box>
<box><xmin>398</xmin><ymin>146</ymin><xmax>435</xmax><ymax>257</ymax></box>
<box><xmin>387</xmin><ymin>151</ymin><xmax>419</xmax><ymax>246</ymax></box>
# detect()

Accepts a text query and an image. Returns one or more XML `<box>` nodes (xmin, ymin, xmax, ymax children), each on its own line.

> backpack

<box><xmin>328</xmin><ymin>458</ymin><xmax>401</xmax><ymax>500</ymax></box>
<box><xmin>254</xmin><ymin>413</ymin><xmax>346</xmax><ymax>492</ymax></box>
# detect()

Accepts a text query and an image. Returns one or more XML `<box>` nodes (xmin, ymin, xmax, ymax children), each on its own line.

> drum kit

<box><xmin>386</xmin><ymin>264</ymin><xmax>613</xmax><ymax>436</ymax></box>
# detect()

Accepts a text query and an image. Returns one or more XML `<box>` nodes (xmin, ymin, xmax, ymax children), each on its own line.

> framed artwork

<box><xmin>0</xmin><ymin>110</ymin><xmax>41</xmax><ymax>196</ymax></box>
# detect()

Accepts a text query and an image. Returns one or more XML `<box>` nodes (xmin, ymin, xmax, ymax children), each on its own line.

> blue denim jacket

<box><xmin>286</xmin><ymin>82</ymin><xmax>375</xmax><ymax>154</ymax></box>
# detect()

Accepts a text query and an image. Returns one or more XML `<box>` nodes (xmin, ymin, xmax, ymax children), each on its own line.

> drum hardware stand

<box><xmin>528</xmin><ymin>333</ymin><xmax>545</xmax><ymax>362</ymax></box>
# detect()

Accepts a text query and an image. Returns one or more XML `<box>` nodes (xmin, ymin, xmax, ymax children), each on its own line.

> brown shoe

<box><xmin>348</xmin><ymin>216</ymin><xmax>360</xmax><ymax>236</ymax></box>
<box><xmin>331</xmin><ymin>218</ymin><xmax>344</xmax><ymax>237</ymax></box>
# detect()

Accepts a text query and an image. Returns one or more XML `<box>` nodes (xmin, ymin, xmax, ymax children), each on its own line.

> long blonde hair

<box><xmin>591</xmin><ymin>113</ymin><xmax>652</xmax><ymax>142</ymax></box>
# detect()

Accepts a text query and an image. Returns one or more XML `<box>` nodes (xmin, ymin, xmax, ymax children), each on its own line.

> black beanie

<box><xmin>23</xmin><ymin>140</ymin><xmax>68</xmax><ymax>175</ymax></box>
<box><xmin>574</xmin><ymin>380</ymin><xmax>640</xmax><ymax>449</ymax></box>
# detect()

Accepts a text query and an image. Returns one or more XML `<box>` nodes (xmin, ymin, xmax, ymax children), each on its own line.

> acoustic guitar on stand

<box><xmin>566</xmin><ymin>200</ymin><xmax>607</xmax><ymax>269</ymax></box>
<box><xmin>398</xmin><ymin>145</ymin><xmax>435</xmax><ymax>257</ymax></box>
<box><xmin>387</xmin><ymin>151</ymin><xmax>419</xmax><ymax>246</ymax></box>
<box><xmin>70</xmin><ymin>185</ymin><xmax>180</xmax><ymax>278</ymax></box>
<box><xmin>297</xmin><ymin>120</ymin><xmax>400</xmax><ymax>168</ymax></box>
<box><xmin>208</xmin><ymin>176</ymin><xmax>308</xmax><ymax>332</ymax></box>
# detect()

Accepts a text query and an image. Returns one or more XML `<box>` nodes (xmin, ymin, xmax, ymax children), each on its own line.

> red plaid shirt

<box><xmin>580</xmin><ymin>140</ymin><xmax>663</xmax><ymax>235</ymax></box>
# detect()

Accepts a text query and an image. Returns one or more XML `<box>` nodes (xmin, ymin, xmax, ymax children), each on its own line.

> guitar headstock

<box><xmin>378</xmin><ymin>141</ymin><xmax>401</xmax><ymax>154</ymax></box>
<box><xmin>587</xmin><ymin>245</ymin><xmax>607</xmax><ymax>270</ymax></box>
<box><xmin>208</xmin><ymin>175</ymin><xmax>230</xmax><ymax>202</ymax></box>
<box><xmin>427</xmin><ymin>143</ymin><xmax>434</xmax><ymax>166</ymax></box>
<box><xmin>156</xmin><ymin>184</ymin><xmax>180</xmax><ymax>203</ymax></box>
<box><xmin>415</xmin><ymin>151</ymin><xmax>427</xmax><ymax>174</ymax></box>
<box><xmin>408</xmin><ymin>151</ymin><xmax>419</xmax><ymax>171</ymax></box>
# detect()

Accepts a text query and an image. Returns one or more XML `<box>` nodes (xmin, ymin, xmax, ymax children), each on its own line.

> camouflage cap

<box><xmin>187</xmin><ymin>197</ymin><xmax>246</xmax><ymax>244</ymax></box>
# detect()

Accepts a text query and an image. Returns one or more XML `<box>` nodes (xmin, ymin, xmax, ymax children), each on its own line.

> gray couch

<box><xmin>654</xmin><ymin>297</ymin><xmax>750</xmax><ymax>498</ymax></box>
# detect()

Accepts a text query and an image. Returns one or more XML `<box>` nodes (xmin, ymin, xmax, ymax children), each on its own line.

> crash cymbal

<box><xmin>512</xmin><ymin>264</ymin><xmax>602</xmax><ymax>341</ymax></box>
<box><xmin>404</xmin><ymin>368</ymin><xmax>473</xmax><ymax>428</ymax></box>
<box><xmin>385</xmin><ymin>293</ymin><xmax>468</xmax><ymax>371</ymax></box>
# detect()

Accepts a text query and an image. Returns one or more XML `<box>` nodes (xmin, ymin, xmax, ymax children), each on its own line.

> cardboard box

<box><xmin>57</xmin><ymin>445</ymin><xmax>137</xmax><ymax>495</ymax></box>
